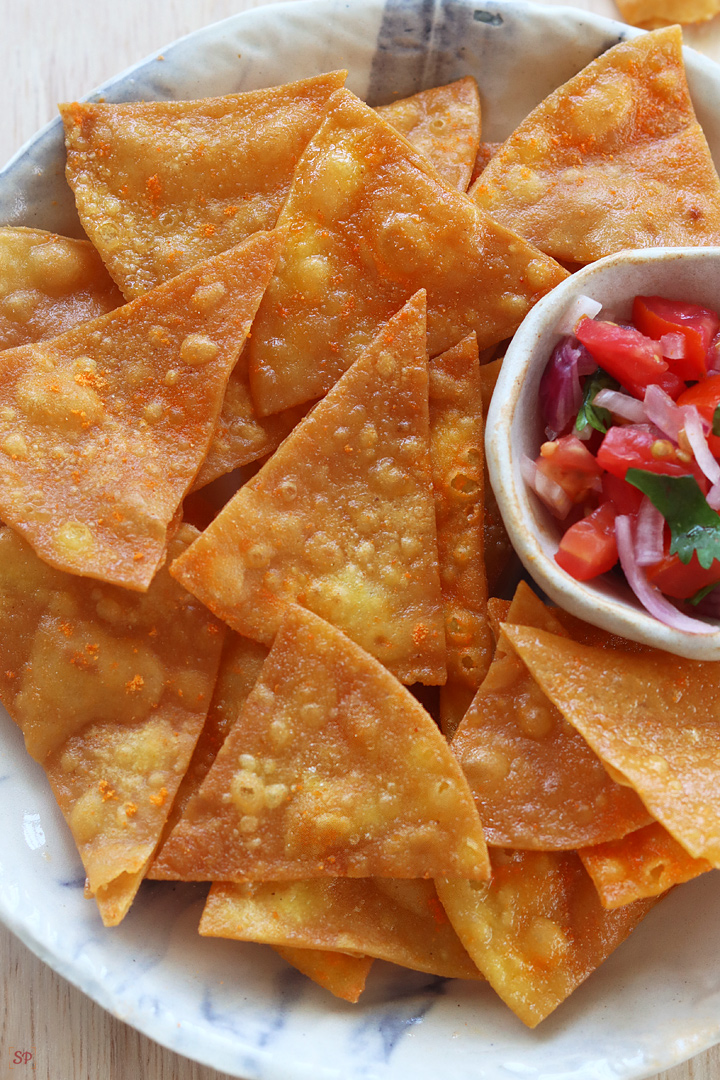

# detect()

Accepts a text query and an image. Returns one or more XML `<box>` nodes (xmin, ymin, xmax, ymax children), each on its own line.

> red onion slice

<box><xmin>683</xmin><ymin>405</ymin><xmax>720</xmax><ymax>486</ymax></box>
<box><xmin>643</xmin><ymin>383</ymin><xmax>683</xmax><ymax>442</ymax></box>
<box><xmin>556</xmin><ymin>295</ymin><xmax>602</xmax><ymax>335</ymax></box>
<box><xmin>634</xmin><ymin>497</ymin><xmax>665</xmax><ymax>566</ymax></box>
<box><xmin>708</xmin><ymin>481</ymin><xmax>720</xmax><ymax>511</ymax></box>
<box><xmin>521</xmin><ymin>455</ymin><xmax>572</xmax><ymax>519</ymax></box>
<box><xmin>615</xmin><ymin>515</ymin><xmax>716</xmax><ymax>634</ymax></box>
<box><xmin>593</xmin><ymin>389</ymin><xmax>647</xmax><ymax>424</ymax></box>
<box><xmin>659</xmin><ymin>332</ymin><xmax>686</xmax><ymax>360</ymax></box>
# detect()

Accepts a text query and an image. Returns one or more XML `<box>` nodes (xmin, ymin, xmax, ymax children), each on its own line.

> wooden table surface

<box><xmin>1</xmin><ymin>1</ymin><xmax>720</xmax><ymax>1078</ymax></box>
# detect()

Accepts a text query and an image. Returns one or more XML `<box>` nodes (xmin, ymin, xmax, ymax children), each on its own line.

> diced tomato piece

<box><xmin>597</xmin><ymin>425</ymin><xmax>698</xmax><ymax>480</ymax></box>
<box><xmin>601</xmin><ymin>471</ymin><xmax>644</xmax><ymax>515</ymax></box>
<box><xmin>633</xmin><ymin>295</ymin><xmax>720</xmax><ymax>382</ymax></box>
<box><xmin>555</xmin><ymin>502</ymin><xmax>618</xmax><ymax>581</ymax></box>
<box><xmin>575</xmin><ymin>317</ymin><xmax>668</xmax><ymax>391</ymax></box>
<box><xmin>622</xmin><ymin>367</ymin><xmax>686</xmax><ymax>402</ymax></box>
<box><xmin>677</xmin><ymin>373</ymin><xmax>720</xmax><ymax>457</ymax></box>
<box><xmin>536</xmin><ymin>434</ymin><xmax>602</xmax><ymax>503</ymax></box>
<box><xmin>645</xmin><ymin>550</ymin><xmax>720</xmax><ymax>600</ymax></box>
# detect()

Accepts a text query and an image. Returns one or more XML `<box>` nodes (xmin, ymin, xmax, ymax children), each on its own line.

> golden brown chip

<box><xmin>471</xmin><ymin>27</ymin><xmax>720</xmax><ymax>264</ymax></box>
<box><xmin>428</xmin><ymin>333</ymin><xmax>492</xmax><ymax>737</ymax></box>
<box><xmin>451</xmin><ymin>582</ymin><xmax>651</xmax><ymax>849</ymax></box>
<box><xmin>0</xmin><ymin>524</ymin><xmax>225</xmax><ymax>925</ymax></box>
<box><xmin>477</xmin><ymin>356</ymin><xmax>518</xmax><ymax>594</ymax></box>
<box><xmin>274</xmin><ymin>946</ymin><xmax>373</xmax><ymax>1002</ymax></box>
<box><xmin>152</xmin><ymin>603</ymin><xmax>489</xmax><ymax>882</ymax></box>
<box><xmin>201</xmin><ymin>878</ymin><xmax>483</xmax><ymax>981</ymax></box>
<box><xmin>0</xmin><ymin>229</ymin><xmax>283</xmax><ymax>591</ymax></box>
<box><xmin>375</xmin><ymin>77</ymin><xmax>481</xmax><ymax>191</ymax></box>
<box><xmin>436</xmin><ymin>848</ymin><xmax>660</xmax><ymax>1027</ymax></box>
<box><xmin>579</xmin><ymin>822</ymin><xmax>711</xmax><ymax>909</ymax></box>
<box><xmin>247</xmin><ymin>87</ymin><xmax>567</xmax><ymax>416</ymax></box>
<box><xmin>151</xmin><ymin>631</ymin><xmax>268</xmax><ymax>857</ymax></box>
<box><xmin>0</xmin><ymin>227</ymin><xmax>123</xmax><ymax>349</ymax></box>
<box><xmin>616</xmin><ymin>0</ymin><xmax>720</xmax><ymax>26</ymax></box>
<box><xmin>503</xmin><ymin>624</ymin><xmax>720</xmax><ymax>868</ymax></box>
<box><xmin>486</xmin><ymin>597</ymin><xmax>511</xmax><ymax>641</ymax></box>
<box><xmin>171</xmin><ymin>291</ymin><xmax>447</xmax><ymax>685</ymax></box>
<box><xmin>469</xmin><ymin>141</ymin><xmax>503</xmax><ymax>186</ymax></box>
<box><xmin>191</xmin><ymin>347</ymin><xmax>309</xmax><ymax>489</ymax></box>
<box><xmin>60</xmin><ymin>72</ymin><xmax>346</xmax><ymax>299</ymax></box>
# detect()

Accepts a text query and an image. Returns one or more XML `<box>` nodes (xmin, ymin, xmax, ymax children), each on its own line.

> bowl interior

<box><xmin>488</xmin><ymin>246</ymin><xmax>720</xmax><ymax>658</ymax></box>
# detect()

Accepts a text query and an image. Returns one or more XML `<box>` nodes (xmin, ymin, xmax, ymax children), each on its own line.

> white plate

<box><xmin>1</xmin><ymin>2</ymin><xmax>719</xmax><ymax>1077</ymax></box>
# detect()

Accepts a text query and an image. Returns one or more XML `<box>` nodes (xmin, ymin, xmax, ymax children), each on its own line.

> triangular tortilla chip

<box><xmin>579</xmin><ymin>822</ymin><xmax>712</xmax><ymax>909</ymax></box>
<box><xmin>201</xmin><ymin>878</ymin><xmax>483</xmax><ymax>980</ymax></box>
<box><xmin>247</xmin><ymin>87</ymin><xmax>567</xmax><ymax>416</ymax></box>
<box><xmin>60</xmin><ymin>72</ymin><xmax>346</xmax><ymax>299</ymax></box>
<box><xmin>470</xmin><ymin>141</ymin><xmax>503</xmax><ymax>187</ymax></box>
<box><xmin>503</xmin><ymin>624</ymin><xmax>720</xmax><ymax>868</ymax></box>
<box><xmin>274</xmin><ymin>946</ymin><xmax>373</xmax><ymax>1002</ymax></box>
<box><xmin>150</xmin><ymin>631</ymin><xmax>268</xmax><ymax>858</ymax></box>
<box><xmin>191</xmin><ymin>347</ymin><xmax>310</xmax><ymax>489</ymax></box>
<box><xmin>471</xmin><ymin>27</ymin><xmax>720</xmax><ymax>264</ymax></box>
<box><xmin>616</xmin><ymin>0</ymin><xmax>720</xmax><ymax>28</ymax></box>
<box><xmin>375</xmin><ymin>78</ymin><xmax>481</xmax><ymax>191</ymax></box>
<box><xmin>436</xmin><ymin>848</ymin><xmax>661</xmax><ymax>1027</ymax></box>
<box><xmin>0</xmin><ymin>227</ymin><xmax>123</xmax><ymax>349</ymax></box>
<box><xmin>0</xmin><ymin>524</ymin><xmax>225</xmax><ymax>925</ymax></box>
<box><xmin>486</xmin><ymin>597</ymin><xmax>511</xmax><ymax>641</ymax></box>
<box><xmin>0</xmin><ymin>229</ymin><xmax>283</xmax><ymax>590</ymax></box>
<box><xmin>452</xmin><ymin>582</ymin><xmax>651</xmax><ymax>849</ymax></box>
<box><xmin>152</xmin><ymin>604</ymin><xmax>489</xmax><ymax>882</ymax></box>
<box><xmin>171</xmin><ymin>291</ymin><xmax>447</xmax><ymax>685</ymax></box>
<box><xmin>428</xmin><ymin>333</ymin><xmax>493</xmax><ymax>737</ymax></box>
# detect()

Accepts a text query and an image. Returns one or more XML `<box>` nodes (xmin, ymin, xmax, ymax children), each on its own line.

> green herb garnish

<box><xmin>626</xmin><ymin>469</ymin><xmax>720</xmax><ymax>569</ymax></box>
<box><xmin>575</xmin><ymin>370</ymin><xmax>618</xmax><ymax>435</ymax></box>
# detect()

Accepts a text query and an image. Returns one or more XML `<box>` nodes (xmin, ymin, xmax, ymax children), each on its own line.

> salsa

<box><xmin>526</xmin><ymin>295</ymin><xmax>720</xmax><ymax>630</ymax></box>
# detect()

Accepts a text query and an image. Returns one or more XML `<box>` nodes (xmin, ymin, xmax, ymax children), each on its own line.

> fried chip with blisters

<box><xmin>470</xmin><ymin>141</ymin><xmax>503</xmax><ymax>186</ymax></box>
<box><xmin>503</xmin><ymin>624</ymin><xmax>720</xmax><ymax>867</ymax></box>
<box><xmin>616</xmin><ymin>0</ymin><xmax>720</xmax><ymax>27</ymax></box>
<box><xmin>151</xmin><ymin>631</ymin><xmax>268</xmax><ymax>856</ymax></box>
<box><xmin>579</xmin><ymin>822</ymin><xmax>711</xmax><ymax>909</ymax></box>
<box><xmin>152</xmin><ymin>604</ymin><xmax>489</xmax><ymax>882</ymax></box>
<box><xmin>60</xmin><ymin>72</ymin><xmax>346</xmax><ymax>299</ymax></box>
<box><xmin>0</xmin><ymin>227</ymin><xmax>123</xmax><ymax>349</ymax></box>
<box><xmin>191</xmin><ymin>348</ymin><xmax>309</xmax><ymax>489</ymax></box>
<box><xmin>471</xmin><ymin>27</ymin><xmax>720</xmax><ymax>264</ymax></box>
<box><xmin>375</xmin><ymin>78</ymin><xmax>481</xmax><ymax>191</ymax></box>
<box><xmin>428</xmin><ymin>333</ymin><xmax>492</xmax><ymax>736</ymax></box>
<box><xmin>247</xmin><ymin>87</ymin><xmax>567</xmax><ymax>416</ymax></box>
<box><xmin>451</xmin><ymin>583</ymin><xmax>651</xmax><ymax>849</ymax></box>
<box><xmin>274</xmin><ymin>946</ymin><xmax>373</xmax><ymax>1002</ymax></box>
<box><xmin>201</xmin><ymin>877</ymin><xmax>483</xmax><ymax>980</ymax></box>
<box><xmin>436</xmin><ymin>849</ymin><xmax>660</xmax><ymax>1027</ymax></box>
<box><xmin>0</xmin><ymin>524</ymin><xmax>224</xmax><ymax>925</ymax></box>
<box><xmin>0</xmin><ymin>229</ymin><xmax>283</xmax><ymax>591</ymax></box>
<box><xmin>171</xmin><ymin>291</ymin><xmax>447</xmax><ymax>685</ymax></box>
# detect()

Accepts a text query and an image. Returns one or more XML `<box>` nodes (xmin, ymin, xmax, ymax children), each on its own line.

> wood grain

<box><xmin>1</xmin><ymin>2</ymin><xmax>719</xmax><ymax>1078</ymax></box>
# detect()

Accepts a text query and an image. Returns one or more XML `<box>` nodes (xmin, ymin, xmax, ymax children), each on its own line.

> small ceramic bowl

<box><xmin>486</xmin><ymin>245</ymin><xmax>720</xmax><ymax>660</ymax></box>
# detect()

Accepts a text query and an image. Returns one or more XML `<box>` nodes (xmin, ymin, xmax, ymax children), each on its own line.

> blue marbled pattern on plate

<box><xmin>1</xmin><ymin>2</ymin><xmax>720</xmax><ymax>1077</ymax></box>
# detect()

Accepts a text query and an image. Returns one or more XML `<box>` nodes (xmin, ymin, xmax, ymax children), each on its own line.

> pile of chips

<box><xmin>1</xmin><ymin>24</ymin><xmax>719</xmax><ymax>1027</ymax></box>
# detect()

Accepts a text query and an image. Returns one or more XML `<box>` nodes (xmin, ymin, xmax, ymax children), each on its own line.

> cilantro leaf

<box><xmin>575</xmin><ymin>370</ymin><xmax>618</xmax><ymax>435</ymax></box>
<box><xmin>625</xmin><ymin>469</ymin><xmax>720</xmax><ymax>570</ymax></box>
<box><xmin>713</xmin><ymin>402</ymin><xmax>720</xmax><ymax>438</ymax></box>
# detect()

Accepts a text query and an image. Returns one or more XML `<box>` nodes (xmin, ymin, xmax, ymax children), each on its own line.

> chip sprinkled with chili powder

<box><xmin>171</xmin><ymin>291</ymin><xmax>447</xmax><ymax>685</ymax></box>
<box><xmin>0</xmin><ymin>229</ymin><xmax>284</xmax><ymax>591</ymax></box>
<box><xmin>152</xmin><ymin>603</ymin><xmax>488</xmax><ymax>883</ymax></box>
<box><xmin>0</xmin><ymin>524</ymin><xmax>225</xmax><ymax>926</ymax></box>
